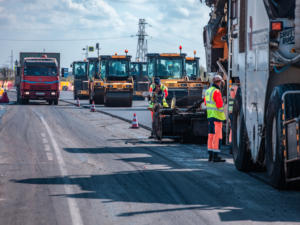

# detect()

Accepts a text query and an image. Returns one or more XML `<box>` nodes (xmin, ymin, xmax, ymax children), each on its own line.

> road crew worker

<box><xmin>204</xmin><ymin>74</ymin><xmax>226</xmax><ymax>162</ymax></box>
<box><xmin>148</xmin><ymin>77</ymin><xmax>168</xmax><ymax>138</ymax></box>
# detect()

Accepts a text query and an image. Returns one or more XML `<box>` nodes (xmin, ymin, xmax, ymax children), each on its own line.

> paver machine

<box><xmin>101</xmin><ymin>54</ymin><xmax>134</xmax><ymax>107</ymax></box>
<box><xmin>87</xmin><ymin>57</ymin><xmax>105</xmax><ymax>104</ymax></box>
<box><xmin>202</xmin><ymin>0</ymin><xmax>300</xmax><ymax>188</ymax></box>
<box><xmin>130</xmin><ymin>61</ymin><xmax>149</xmax><ymax>99</ymax></box>
<box><xmin>72</xmin><ymin>61</ymin><xmax>89</xmax><ymax>100</ymax></box>
<box><xmin>147</xmin><ymin>52</ymin><xmax>208</xmax><ymax>107</ymax></box>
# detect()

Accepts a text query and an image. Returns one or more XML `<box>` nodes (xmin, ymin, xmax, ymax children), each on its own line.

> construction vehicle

<box><xmin>185</xmin><ymin>56</ymin><xmax>200</xmax><ymax>80</ymax></box>
<box><xmin>101</xmin><ymin>54</ymin><xmax>133</xmax><ymax>107</ymax></box>
<box><xmin>15</xmin><ymin>52</ymin><xmax>60</xmax><ymax>105</ymax></box>
<box><xmin>203</xmin><ymin>0</ymin><xmax>300</xmax><ymax>188</ymax></box>
<box><xmin>72</xmin><ymin>61</ymin><xmax>89</xmax><ymax>100</ymax></box>
<box><xmin>130</xmin><ymin>61</ymin><xmax>149</xmax><ymax>99</ymax></box>
<box><xmin>88</xmin><ymin>57</ymin><xmax>105</xmax><ymax>104</ymax></box>
<box><xmin>147</xmin><ymin>52</ymin><xmax>207</xmax><ymax>107</ymax></box>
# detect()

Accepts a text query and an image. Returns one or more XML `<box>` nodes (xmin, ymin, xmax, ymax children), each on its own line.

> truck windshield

<box><xmin>130</xmin><ymin>63</ymin><xmax>140</xmax><ymax>77</ymax></box>
<box><xmin>108</xmin><ymin>60</ymin><xmax>128</xmax><ymax>77</ymax></box>
<box><xmin>142</xmin><ymin>63</ymin><xmax>147</xmax><ymax>76</ymax></box>
<box><xmin>24</xmin><ymin>62</ymin><xmax>57</xmax><ymax>76</ymax></box>
<box><xmin>186</xmin><ymin>61</ymin><xmax>197</xmax><ymax>78</ymax></box>
<box><xmin>100</xmin><ymin>60</ymin><xmax>107</xmax><ymax>78</ymax></box>
<box><xmin>74</xmin><ymin>62</ymin><xmax>87</xmax><ymax>78</ymax></box>
<box><xmin>157</xmin><ymin>58</ymin><xmax>183</xmax><ymax>79</ymax></box>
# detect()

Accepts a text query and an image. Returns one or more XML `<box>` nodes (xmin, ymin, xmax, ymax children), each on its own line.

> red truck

<box><xmin>16</xmin><ymin>52</ymin><xmax>60</xmax><ymax>105</ymax></box>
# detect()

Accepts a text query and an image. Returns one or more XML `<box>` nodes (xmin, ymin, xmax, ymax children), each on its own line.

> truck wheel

<box><xmin>265</xmin><ymin>84</ymin><xmax>300</xmax><ymax>189</ymax></box>
<box><xmin>54</xmin><ymin>99</ymin><xmax>58</xmax><ymax>105</ymax></box>
<box><xmin>232</xmin><ymin>89</ymin><xmax>253</xmax><ymax>171</ymax></box>
<box><xmin>48</xmin><ymin>100</ymin><xmax>53</xmax><ymax>105</ymax></box>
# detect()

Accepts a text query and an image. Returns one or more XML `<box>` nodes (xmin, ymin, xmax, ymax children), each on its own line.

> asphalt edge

<box><xmin>59</xmin><ymin>99</ymin><xmax>152</xmax><ymax>131</ymax></box>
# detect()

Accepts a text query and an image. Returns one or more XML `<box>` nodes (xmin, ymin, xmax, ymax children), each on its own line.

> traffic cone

<box><xmin>76</xmin><ymin>97</ymin><xmax>80</xmax><ymax>107</ymax></box>
<box><xmin>131</xmin><ymin>113</ymin><xmax>139</xmax><ymax>129</ymax></box>
<box><xmin>90</xmin><ymin>100</ymin><xmax>96</xmax><ymax>112</ymax></box>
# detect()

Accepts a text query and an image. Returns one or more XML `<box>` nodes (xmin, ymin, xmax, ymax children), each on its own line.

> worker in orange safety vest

<box><xmin>204</xmin><ymin>75</ymin><xmax>226</xmax><ymax>162</ymax></box>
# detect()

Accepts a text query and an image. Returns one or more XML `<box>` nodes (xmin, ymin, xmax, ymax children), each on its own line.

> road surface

<box><xmin>60</xmin><ymin>91</ymin><xmax>152</xmax><ymax>128</ymax></box>
<box><xmin>0</xmin><ymin>93</ymin><xmax>300</xmax><ymax>225</ymax></box>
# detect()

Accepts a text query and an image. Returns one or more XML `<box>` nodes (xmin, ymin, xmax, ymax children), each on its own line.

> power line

<box><xmin>0</xmin><ymin>35</ymin><xmax>134</xmax><ymax>42</ymax></box>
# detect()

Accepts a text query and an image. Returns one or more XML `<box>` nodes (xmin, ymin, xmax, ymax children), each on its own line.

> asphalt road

<box><xmin>0</xmin><ymin>92</ymin><xmax>300</xmax><ymax>225</ymax></box>
<box><xmin>60</xmin><ymin>91</ymin><xmax>152</xmax><ymax>129</ymax></box>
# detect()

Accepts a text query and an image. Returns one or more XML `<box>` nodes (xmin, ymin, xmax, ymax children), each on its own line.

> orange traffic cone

<box><xmin>90</xmin><ymin>100</ymin><xmax>96</xmax><ymax>112</ymax></box>
<box><xmin>131</xmin><ymin>113</ymin><xmax>139</xmax><ymax>129</ymax></box>
<box><xmin>76</xmin><ymin>97</ymin><xmax>80</xmax><ymax>107</ymax></box>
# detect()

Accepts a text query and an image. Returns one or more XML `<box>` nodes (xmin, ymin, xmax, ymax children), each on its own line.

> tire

<box><xmin>54</xmin><ymin>99</ymin><xmax>58</xmax><ymax>105</ymax></box>
<box><xmin>48</xmin><ymin>100</ymin><xmax>53</xmax><ymax>105</ymax></box>
<box><xmin>232</xmin><ymin>88</ymin><xmax>253</xmax><ymax>171</ymax></box>
<box><xmin>265</xmin><ymin>84</ymin><xmax>300</xmax><ymax>189</ymax></box>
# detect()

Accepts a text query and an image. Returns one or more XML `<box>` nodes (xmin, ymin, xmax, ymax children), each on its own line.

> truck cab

<box><xmin>17</xmin><ymin>55</ymin><xmax>60</xmax><ymax>105</ymax></box>
<box><xmin>101</xmin><ymin>55</ymin><xmax>133</xmax><ymax>107</ymax></box>
<box><xmin>147</xmin><ymin>53</ymin><xmax>206</xmax><ymax>107</ymax></box>
<box><xmin>72</xmin><ymin>61</ymin><xmax>88</xmax><ymax>100</ymax></box>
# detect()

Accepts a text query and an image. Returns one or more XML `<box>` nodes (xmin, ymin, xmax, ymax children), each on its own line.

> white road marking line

<box><xmin>44</xmin><ymin>144</ymin><xmax>51</xmax><ymax>152</ymax></box>
<box><xmin>46</xmin><ymin>152</ymin><xmax>53</xmax><ymax>161</ymax></box>
<box><xmin>40</xmin><ymin>116</ymin><xmax>84</xmax><ymax>225</ymax></box>
<box><xmin>42</xmin><ymin>138</ymin><xmax>48</xmax><ymax>144</ymax></box>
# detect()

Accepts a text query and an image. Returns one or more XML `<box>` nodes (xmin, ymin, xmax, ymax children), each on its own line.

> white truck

<box><xmin>203</xmin><ymin>0</ymin><xmax>300</xmax><ymax>188</ymax></box>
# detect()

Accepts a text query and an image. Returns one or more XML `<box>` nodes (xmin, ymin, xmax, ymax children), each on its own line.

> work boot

<box><xmin>208</xmin><ymin>151</ymin><xmax>213</xmax><ymax>162</ymax></box>
<box><xmin>148</xmin><ymin>131</ymin><xmax>154</xmax><ymax>139</ymax></box>
<box><xmin>213</xmin><ymin>152</ymin><xmax>226</xmax><ymax>162</ymax></box>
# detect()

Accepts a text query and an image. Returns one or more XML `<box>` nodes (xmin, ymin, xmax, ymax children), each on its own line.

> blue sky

<box><xmin>0</xmin><ymin>0</ymin><xmax>210</xmax><ymax>69</ymax></box>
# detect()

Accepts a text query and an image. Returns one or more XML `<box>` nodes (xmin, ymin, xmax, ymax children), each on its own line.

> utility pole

<box><xmin>10</xmin><ymin>50</ymin><xmax>13</xmax><ymax>78</ymax></box>
<box><xmin>135</xmin><ymin>19</ymin><xmax>148</xmax><ymax>62</ymax></box>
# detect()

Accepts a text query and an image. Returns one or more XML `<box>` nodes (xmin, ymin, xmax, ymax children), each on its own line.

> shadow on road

<box><xmin>13</xmin><ymin>146</ymin><xmax>300</xmax><ymax>223</ymax></box>
<box><xmin>13</xmin><ymin>168</ymin><xmax>300</xmax><ymax>223</ymax></box>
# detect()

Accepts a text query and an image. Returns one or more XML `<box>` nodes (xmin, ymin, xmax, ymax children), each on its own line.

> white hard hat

<box><xmin>213</xmin><ymin>75</ymin><xmax>223</xmax><ymax>83</ymax></box>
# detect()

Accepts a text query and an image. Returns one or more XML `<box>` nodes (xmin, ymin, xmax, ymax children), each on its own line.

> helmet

<box><xmin>212</xmin><ymin>75</ymin><xmax>223</xmax><ymax>83</ymax></box>
<box><xmin>154</xmin><ymin>77</ymin><xmax>161</xmax><ymax>85</ymax></box>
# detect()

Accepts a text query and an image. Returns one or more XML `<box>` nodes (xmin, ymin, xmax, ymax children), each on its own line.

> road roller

<box><xmin>87</xmin><ymin>57</ymin><xmax>105</xmax><ymax>104</ymax></box>
<box><xmin>130</xmin><ymin>61</ymin><xmax>149</xmax><ymax>100</ymax></box>
<box><xmin>147</xmin><ymin>52</ymin><xmax>208</xmax><ymax>107</ymax></box>
<box><xmin>101</xmin><ymin>54</ymin><xmax>133</xmax><ymax>107</ymax></box>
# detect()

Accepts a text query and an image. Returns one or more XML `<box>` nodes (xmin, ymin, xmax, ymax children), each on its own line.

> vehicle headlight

<box><xmin>51</xmin><ymin>92</ymin><xmax>56</xmax><ymax>95</ymax></box>
<box><xmin>25</xmin><ymin>91</ymin><xmax>30</xmax><ymax>95</ymax></box>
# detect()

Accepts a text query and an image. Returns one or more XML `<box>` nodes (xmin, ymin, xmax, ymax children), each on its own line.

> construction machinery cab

<box><xmin>147</xmin><ymin>53</ymin><xmax>206</xmax><ymax>107</ymax></box>
<box><xmin>101</xmin><ymin>55</ymin><xmax>131</xmax><ymax>81</ymax></box>
<box><xmin>72</xmin><ymin>61</ymin><xmax>89</xmax><ymax>100</ymax></box>
<box><xmin>185</xmin><ymin>57</ymin><xmax>200</xmax><ymax>80</ymax></box>
<box><xmin>147</xmin><ymin>53</ymin><xmax>186</xmax><ymax>80</ymax></box>
<box><xmin>87</xmin><ymin>57</ymin><xmax>100</xmax><ymax>80</ymax></box>
<box><xmin>130</xmin><ymin>62</ymin><xmax>149</xmax><ymax>99</ymax></box>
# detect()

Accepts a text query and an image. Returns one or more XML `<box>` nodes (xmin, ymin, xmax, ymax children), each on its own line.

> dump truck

<box><xmin>185</xmin><ymin>56</ymin><xmax>200</xmax><ymax>80</ymax></box>
<box><xmin>88</xmin><ymin>57</ymin><xmax>105</xmax><ymax>104</ymax></box>
<box><xmin>72</xmin><ymin>61</ymin><xmax>89</xmax><ymax>100</ymax></box>
<box><xmin>130</xmin><ymin>61</ymin><xmax>149</xmax><ymax>99</ymax></box>
<box><xmin>15</xmin><ymin>52</ymin><xmax>60</xmax><ymax>105</ymax></box>
<box><xmin>147</xmin><ymin>53</ymin><xmax>206</xmax><ymax>107</ymax></box>
<box><xmin>203</xmin><ymin>0</ymin><xmax>300</xmax><ymax>188</ymax></box>
<box><xmin>101</xmin><ymin>55</ymin><xmax>133</xmax><ymax>107</ymax></box>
